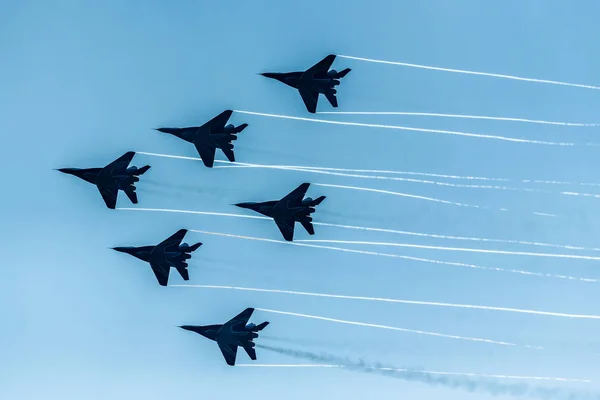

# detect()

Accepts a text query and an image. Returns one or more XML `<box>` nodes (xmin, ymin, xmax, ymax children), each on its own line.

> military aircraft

<box><xmin>260</xmin><ymin>54</ymin><xmax>351</xmax><ymax>113</ymax></box>
<box><xmin>112</xmin><ymin>229</ymin><xmax>201</xmax><ymax>286</ymax></box>
<box><xmin>56</xmin><ymin>151</ymin><xmax>150</xmax><ymax>209</ymax></box>
<box><xmin>234</xmin><ymin>182</ymin><xmax>326</xmax><ymax>241</ymax></box>
<box><xmin>179</xmin><ymin>308</ymin><xmax>269</xmax><ymax>366</ymax></box>
<box><xmin>155</xmin><ymin>109</ymin><xmax>248</xmax><ymax>168</ymax></box>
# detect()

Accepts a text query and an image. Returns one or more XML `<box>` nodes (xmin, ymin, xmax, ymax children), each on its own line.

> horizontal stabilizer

<box><xmin>187</xmin><ymin>242</ymin><xmax>203</xmax><ymax>252</ymax></box>
<box><xmin>136</xmin><ymin>165</ymin><xmax>151</xmax><ymax>175</ymax></box>
<box><xmin>235</xmin><ymin>123</ymin><xmax>248</xmax><ymax>133</ymax></box>
<box><xmin>313</xmin><ymin>195</ymin><xmax>326</xmax><ymax>205</ymax></box>
<box><xmin>253</xmin><ymin>321</ymin><xmax>269</xmax><ymax>331</ymax></box>
<box><xmin>337</xmin><ymin>68</ymin><xmax>351</xmax><ymax>78</ymax></box>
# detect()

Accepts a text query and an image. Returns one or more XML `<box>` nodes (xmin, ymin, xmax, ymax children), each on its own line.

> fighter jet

<box><xmin>260</xmin><ymin>54</ymin><xmax>351</xmax><ymax>113</ymax></box>
<box><xmin>179</xmin><ymin>308</ymin><xmax>269</xmax><ymax>366</ymax></box>
<box><xmin>155</xmin><ymin>110</ymin><xmax>248</xmax><ymax>168</ymax></box>
<box><xmin>112</xmin><ymin>229</ymin><xmax>202</xmax><ymax>286</ymax></box>
<box><xmin>56</xmin><ymin>151</ymin><xmax>150</xmax><ymax>209</ymax></box>
<box><xmin>234</xmin><ymin>183</ymin><xmax>325</xmax><ymax>241</ymax></box>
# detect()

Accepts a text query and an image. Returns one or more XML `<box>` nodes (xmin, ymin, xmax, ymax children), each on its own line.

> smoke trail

<box><xmin>316</xmin><ymin>111</ymin><xmax>600</xmax><ymax>127</ymax></box>
<box><xmin>296</xmin><ymin>239</ymin><xmax>600</xmax><ymax>261</ymax></box>
<box><xmin>233</xmin><ymin>110</ymin><xmax>588</xmax><ymax>146</ymax></box>
<box><xmin>254</xmin><ymin>308</ymin><xmax>537</xmax><ymax>348</ymax></box>
<box><xmin>138</xmin><ymin>150</ymin><xmax>600</xmax><ymax>187</ymax></box>
<box><xmin>337</xmin><ymin>54</ymin><xmax>600</xmax><ymax>91</ymax></box>
<box><xmin>256</xmin><ymin>345</ymin><xmax>597</xmax><ymax>399</ymax></box>
<box><xmin>172</xmin><ymin>284</ymin><xmax>600</xmax><ymax>320</ymax></box>
<box><xmin>237</xmin><ymin>362</ymin><xmax>591</xmax><ymax>383</ymax></box>
<box><xmin>185</xmin><ymin>228</ymin><xmax>599</xmax><ymax>283</ymax></box>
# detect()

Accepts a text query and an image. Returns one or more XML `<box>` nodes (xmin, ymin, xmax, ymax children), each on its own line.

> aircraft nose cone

<box><xmin>56</xmin><ymin>168</ymin><xmax>73</xmax><ymax>174</ymax></box>
<box><xmin>233</xmin><ymin>202</ymin><xmax>253</xmax><ymax>210</ymax></box>
<box><xmin>112</xmin><ymin>247</ymin><xmax>131</xmax><ymax>254</ymax></box>
<box><xmin>179</xmin><ymin>325</ymin><xmax>213</xmax><ymax>339</ymax></box>
<box><xmin>179</xmin><ymin>325</ymin><xmax>194</xmax><ymax>332</ymax></box>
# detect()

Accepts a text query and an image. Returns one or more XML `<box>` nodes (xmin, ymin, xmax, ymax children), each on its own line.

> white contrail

<box><xmin>314</xmin><ymin>182</ymin><xmax>559</xmax><ymax>217</ymax></box>
<box><xmin>172</xmin><ymin>284</ymin><xmax>600</xmax><ymax>320</ymax></box>
<box><xmin>296</xmin><ymin>239</ymin><xmax>600</xmax><ymax>262</ymax></box>
<box><xmin>337</xmin><ymin>54</ymin><xmax>600</xmax><ymax>91</ymax></box>
<box><xmin>216</xmin><ymin>163</ymin><xmax>600</xmax><ymax>201</ymax></box>
<box><xmin>562</xmin><ymin>191</ymin><xmax>600</xmax><ymax>199</ymax></box>
<box><xmin>233</xmin><ymin>110</ymin><xmax>583</xmax><ymax>146</ymax></box>
<box><xmin>313</xmin><ymin>182</ymin><xmax>489</xmax><ymax>209</ymax></box>
<box><xmin>313</xmin><ymin>221</ymin><xmax>600</xmax><ymax>253</ymax></box>
<box><xmin>236</xmin><ymin>364</ymin><xmax>591</xmax><ymax>383</ymax></box>
<box><xmin>116</xmin><ymin>207</ymin><xmax>271</xmax><ymax>221</ymax></box>
<box><xmin>117</xmin><ymin>207</ymin><xmax>600</xmax><ymax>260</ymax></box>
<box><xmin>186</xmin><ymin>228</ymin><xmax>599</xmax><ymax>283</ymax></box>
<box><xmin>215</xmin><ymin>163</ymin><xmax>549</xmax><ymax>194</ymax></box>
<box><xmin>317</xmin><ymin>111</ymin><xmax>600</xmax><ymax>127</ymax></box>
<box><xmin>138</xmin><ymin>151</ymin><xmax>598</xmax><ymax>202</ymax></box>
<box><xmin>138</xmin><ymin>151</ymin><xmax>532</xmax><ymax>193</ymax></box>
<box><xmin>255</xmin><ymin>308</ymin><xmax>541</xmax><ymax>349</ymax></box>
<box><xmin>138</xmin><ymin>151</ymin><xmax>600</xmax><ymax>187</ymax></box>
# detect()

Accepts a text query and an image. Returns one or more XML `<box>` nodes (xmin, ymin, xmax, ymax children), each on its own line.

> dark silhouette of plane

<box><xmin>112</xmin><ymin>229</ymin><xmax>201</xmax><ymax>286</ymax></box>
<box><xmin>179</xmin><ymin>308</ymin><xmax>269</xmax><ymax>366</ymax></box>
<box><xmin>234</xmin><ymin>183</ymin><xmax>325</xmax><ymax>241</ymax></box>
<box><xmin>56</xmin><ymin>151</ymin><xmax>150</xmax><ymax>209</ymax></box>
<box><xmin>155</xmin><ymin>110</ymin><xmax>248</xmax><ymax>168</ymax></box>
<box><xmin>260</xmin><ymin>54</ymin><xmax>351</xmax><ymax>113</ymax></box>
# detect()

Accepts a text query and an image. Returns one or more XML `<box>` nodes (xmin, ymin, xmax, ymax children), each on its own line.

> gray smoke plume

<box><xmin>256</xmin><ymin>344</ymin><xmax>597</xmax><ymax>400</ymax></box>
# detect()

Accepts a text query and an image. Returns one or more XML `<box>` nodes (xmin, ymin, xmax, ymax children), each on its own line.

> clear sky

<box><xmin>3</xmin><ymin>1</ymin><xmax>600</xmax><ymax>399</ymax></box>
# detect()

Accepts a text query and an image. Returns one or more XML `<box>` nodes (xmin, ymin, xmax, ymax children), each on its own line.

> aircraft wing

<box><xmin>298</xmin><ymin>87</ymin><xmax>319</xmax><ymax>113</ymax></box>
<box><xmin>96</xmin><ymin>182</ymin><xmax>119</xmax><ymax>209</ymax></box>
<box><xmin>217</xmin><ymin>340</ymin><xmax>238</xmax><ymax>366</ymax></box>
<box><xmin>273</xmin><ymin>216</ymin><xmax>295</xmax><ymax>241</ymax></box>
<box><xmin>223</xmin><ymin>308</ymin><xmax>255</xmax><ymax>331</ymax></box>
<box><xmin>220</xmin><ymin>147</ymin><xmax>235</xmax><ymax>163</ymax></box>
<box><xmin>304</xmin><ymin>54</ymin><xmax>336</xmax><ymax>78</ymax></box>
<box><xmin>324</xmin><ymin>90</ymin><xmax>338</xmax><ymax>108</ymax></box>
<box><xmin>123</xmin><ymin>185</ymin><xmax>138</xmax><ymax>204</ymax></box>
<box><xmin>299</xmin><ymin>219</ymin><xmax>315</xmax><ymax>235</ymax></box>
<box><xmin>150</xmin><ymin>260</ymin><xmax>170</xmax><ymax>286</ymax></box>
<box><xmin>243</xmin><ymin>344</ymin><xmax>257</xmax><ymax>361</ymax></box>
<box><xmin>105</xmin><ymin>151</ymin><xmax>136</xmax><ymax>175</ymax></box>
<box><xmin>199</xmin><ymin>110</ymin><xmax>233</xmax><ymax>132</ymax></box>
<box><xmin>281</xmin><ymin>182</ymin><xmax>311</xmax><ymax>205</ymax></box>
<box><xmin>194</xmin><ymin>142</ymin><xmax>217</xmax><ymax>168</ymax></box>
<box><xmin>175</xmin><ymin>265</ymin><xmax>189</xmax><ymax>281</ymax></box>
<box><xmin>157</xmin><ymin>229</ymin><xmax>188</xmax><ymax>251</ymax></box>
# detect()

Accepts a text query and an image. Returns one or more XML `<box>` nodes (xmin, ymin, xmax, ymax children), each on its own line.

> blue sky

<box><xmin>3</xmin><ymin>1</ymin><xmax>600</xmax><ymax>399</ymax></box>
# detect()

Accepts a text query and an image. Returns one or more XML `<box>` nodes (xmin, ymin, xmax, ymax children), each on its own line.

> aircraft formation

<box><xmin>57</xmin><ymin>54</ymin><xmax>350</xmax><ymax>366</ymax></box>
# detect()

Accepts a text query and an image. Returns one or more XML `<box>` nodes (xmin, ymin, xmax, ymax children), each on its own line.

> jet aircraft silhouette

<box><xmin>180</xmin><ymin>308</ymin><xmax>269</xmax><ymax>366</ymax></box>
<box><xmin>156</xmin><ymin>110</ymin><xmax>248</xmax><ymax>168</ymax></box>
<box><xmin>112</xmin><ymin>229</ymin><xmax>201</xmax><ymax>286</ymax></box>
<box><xmin>56</xmin><ymin>151</ymin><xmax>150</xmax><ymax>209</ymax></box>
<box><xmin>260</xmin><ymin>54</ymin><xmax>351</xmax><ymax>113</ymax></box>
<box><xmin>235</xmin><ymin>183</ymin><xmax>326</xmax><ymax>241</ymax></box>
